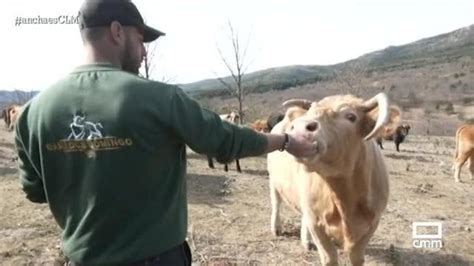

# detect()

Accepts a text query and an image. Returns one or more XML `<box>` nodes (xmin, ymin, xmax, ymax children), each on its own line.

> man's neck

<box><xmin>83</xmin><ymin>44</ymin><xmax>121</xmax><ymax>69</ymax></box>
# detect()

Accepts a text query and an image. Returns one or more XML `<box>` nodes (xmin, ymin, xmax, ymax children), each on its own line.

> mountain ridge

<box><xmin>179</xmin><ymin>24</ymin><xmax>474</xmax><ymax>96</ymax></box>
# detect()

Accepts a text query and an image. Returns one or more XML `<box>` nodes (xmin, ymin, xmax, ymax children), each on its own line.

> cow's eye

<box><xmin>345</xmin><ymin>113</ymin><xmax>357</xmax><ymax>122</ymax></box>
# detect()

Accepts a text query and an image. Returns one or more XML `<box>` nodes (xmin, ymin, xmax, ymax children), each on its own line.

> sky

<box><xmin>0</xmin><ymin>0</ymin><xmax>473</xmax><ymax>91</ymax></box>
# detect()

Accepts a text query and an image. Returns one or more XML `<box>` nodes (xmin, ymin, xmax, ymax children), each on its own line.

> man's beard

<box><xmin>121</xmin><ymin>40</ymin><xmax>140</xmax><ymax>75</ymax></box>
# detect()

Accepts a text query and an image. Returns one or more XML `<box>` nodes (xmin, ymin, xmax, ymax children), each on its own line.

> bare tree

<box><xmin>215</xmin><ymin>21</ymin><xmax>253</xmax><ymax>124</ymax></box>
<box><xmin>142</xmin><ymin>42</ymin><xmax>158</xmax><ymax>80</ymax></box>
<box><xmin>333</xmin><ymin>58</ymin><xmax>371</xmax><ymax>96</ymax></box>
<box><xmin>141</xmin><ymin>41</ymin><xmax>176</xmax><ymax>83</ymax></box>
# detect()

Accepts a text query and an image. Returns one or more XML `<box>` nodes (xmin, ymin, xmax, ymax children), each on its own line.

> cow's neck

<box><xmin>323</xmin><ymin>144</ymin><xmax>375</xmax><ymax>245</ymax></box>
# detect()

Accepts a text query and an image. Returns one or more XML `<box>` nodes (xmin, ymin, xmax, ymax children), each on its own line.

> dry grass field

<box><xmin>0</xmin><ymin>120</ymin><xmax>473</xmax><ymax>265</ymax></box>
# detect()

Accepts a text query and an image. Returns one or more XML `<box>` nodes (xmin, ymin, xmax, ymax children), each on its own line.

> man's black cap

<box><xmin>78</xmin><ymin>0</ymin><xmax>165</xmax><ymax>42</ymax></box>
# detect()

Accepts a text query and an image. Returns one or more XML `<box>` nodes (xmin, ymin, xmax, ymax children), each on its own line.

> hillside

<box><xmin>351</xmin><ymin>24</ymin><xmax>474</xmax><ymax>72</ymax></box>
<box><xmin>180</xmin><ymin>65</ymin><xmax>334</xmax><ymax>95</ymax></box>
<box><xmin>0</xmin><ymin>90</ymin><xmax>38</xmax><ymax>110</ymax></box>
<box><xmin>181</xmin><ymin>24</ymin><xmax>474</xmax><ymax>96</ymax></box>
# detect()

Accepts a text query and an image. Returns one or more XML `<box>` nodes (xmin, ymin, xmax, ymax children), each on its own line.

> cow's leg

<box><xmin>469</xmin><ymin>155</ymin><xmax>474</xmax><ymax>180</ymax></box>
<box><xmin>207</xmin><ymin>156</ymin><xmax>215</xmax><ymax>169</ymax></box>
<box><xmin>270</xmin><ymin>181</ymin><xmax>282</xmax><ymax>236</ymax></box>
<box><xmin>224</xmin><ymin>163</ymin><xmax>228</xmax><ymax>172</ymax></box>
<box><xmin>300</xmin><ymin>214</ymin><xmax>312</xmax><ymax>251</ymax></box>
<box><xmin>395</xmin><ymin>141</ymin><xmax>400</xmax><ymax>152</ymax></box>
<box><xmin>235</xmin><ymin>159</ymin><xmax>241</xmax><ymax>173</ymax></box>
<box><xmin>302</xmin><ymin>211</ymin><xmax>338</xmax><ymax>265</ymax></box>
<box><xmin>348</xmin><ymin>220</ymin><xmax>379</xmax><ymax>266</ymax></box>
<box><xmin>454</xmin><ymin>152</ymin><xmax>469</xmax><ymax>182</ymax></box>
<box><xmin>376</xmin><ymin>139</ymin><xmax>384</xmax><ymax>149</ymax></box>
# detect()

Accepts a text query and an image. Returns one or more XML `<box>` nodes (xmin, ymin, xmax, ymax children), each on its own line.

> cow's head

<box><xmin>250</xmin><ymin>119</ymin><xmax>269</xmax><ymax>133</ymax></box>
<box><xmin>398</xmin><ymin>124</ymin><xmax>411</xmax><ymax>136</ymax></box>
<box><xmin>282</xmin><ymin>93</ymin><xmax>400</xmax><ymax>175</ymax></box>
<box><xmin>226</xmin><ymin>111</ymin><xmax>240</xmax><ymax>123</ymax></box>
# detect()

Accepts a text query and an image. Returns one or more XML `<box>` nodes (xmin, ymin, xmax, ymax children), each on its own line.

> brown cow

<box><xmin>453</xmin><ymin>123</ymin><xmax>474</xmax><ymax>183</ymax></box>
<box><xmin>268</xmin><ymin>93</ymin><xmax>400</xmax><ymax>265</ymax></box>
<box><xmin>1</xmin><ymin>104</ymin><xmax>22</xmax><ymax>131</ymax></box>
<box><xmin>249</xmin><ymin>119</ymin><xmax>269</xmax><ymax>133</ymax></box>
<box><xmin>207</xmin><ymin>111</ymin><xmax>242</xmax><ymax>172</ymax></box>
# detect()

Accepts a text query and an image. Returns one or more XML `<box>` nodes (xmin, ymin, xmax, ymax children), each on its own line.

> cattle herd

<box><xmin>1</xmin><ymin>93</ymin><xmax>473</xmax><ymax>265</ymax></box>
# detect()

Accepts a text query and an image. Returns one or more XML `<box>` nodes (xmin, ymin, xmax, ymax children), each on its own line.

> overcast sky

<box><xmin>1</xmin><ymin>0</ymin><xmax>473</xmax><ymax>91</ymax></box>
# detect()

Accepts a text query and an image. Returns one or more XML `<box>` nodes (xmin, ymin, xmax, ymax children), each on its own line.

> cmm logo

<box><xmin>412</xmin><ymin>222</ymin><xmax>443</xmax><ymax>249</ymax></box>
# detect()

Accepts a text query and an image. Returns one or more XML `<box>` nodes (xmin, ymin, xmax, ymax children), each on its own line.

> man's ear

<box><xmin>109</xmin><ymin>21</ymin><xmax>125</xmax><ymax>45</ymax></box>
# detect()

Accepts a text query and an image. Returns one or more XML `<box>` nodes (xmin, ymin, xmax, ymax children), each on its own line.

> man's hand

<box><xmin>284</xmin><ymin>133</ymin><xmax>318</xmax><ymax>158</ymax></box>
<box><xmin>264</xmin><ymin>133</ymin><xmax>317</xmax><ymax>158</ymax></box>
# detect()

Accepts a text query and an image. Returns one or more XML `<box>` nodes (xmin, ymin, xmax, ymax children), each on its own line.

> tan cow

<box><xmin>268</xmin><ymin>93</ymin><xmax>400</xmax><ymax>266</ymax></box>
<box><xmin>1</xmin><ymin>104</ymin><xmax>22</xmax><ymax>131</ymax></box>
<box><xmin>453</xmin><ymin>123</ymin><xmax>474</xmax><ymax>183</ymax></box>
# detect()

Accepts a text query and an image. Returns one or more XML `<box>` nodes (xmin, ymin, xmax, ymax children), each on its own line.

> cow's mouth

<box><xmin>313</xmin><ymin>139</ymin><xmax>327</xmax><ymax>154</ymax></box>
<box><xmin>296</xmin><ymin>140</ymin><xmax>325</xmax><ymax>164</ymax></box>
<box><xmin>313</xmin><ymin>141</ymin><xmax>321</xmax><ymax>154</ymax></box>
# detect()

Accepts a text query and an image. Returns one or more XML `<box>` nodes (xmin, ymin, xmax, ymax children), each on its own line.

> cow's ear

<box><xmin>362</xmin><ymin>105</ymin><xmax>401</xmax><ymax>139</ymax></box>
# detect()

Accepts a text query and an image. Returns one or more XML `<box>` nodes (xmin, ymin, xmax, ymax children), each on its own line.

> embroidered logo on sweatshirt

<box><xmin>67</xmin><ymin>115</ymin><xmax>104</xmax><ymax>140</ymax></box>
<box><xmin>45</xmin><ymin>115</ymin><xmax>133</xmax><ymax>157</ymax></box>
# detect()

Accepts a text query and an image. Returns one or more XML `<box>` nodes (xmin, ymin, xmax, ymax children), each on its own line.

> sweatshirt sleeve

<box><xmin>14</xmin><ymin>107</ymin><xmax>46</xmax><ymax>203</ymax></box>
<box><xmin>167</xmin><ymin>87</ymin><xmax>267</xmax><ymax>163</ymax></box>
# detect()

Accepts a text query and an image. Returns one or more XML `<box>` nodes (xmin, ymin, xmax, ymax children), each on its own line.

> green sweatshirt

<box><xmin>15</xmin><ymin>63</ymin><xmax>268</xmax><ymax>265</ymax></box>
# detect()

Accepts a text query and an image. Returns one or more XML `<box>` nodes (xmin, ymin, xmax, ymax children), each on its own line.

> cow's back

<box><xmin>456</xmin><ymin>124</ymin><xmax>474</xmax><ymax>158</ymax></box>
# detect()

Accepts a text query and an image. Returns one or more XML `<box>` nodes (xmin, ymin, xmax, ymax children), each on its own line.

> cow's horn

<box><xmin>282</xmin><ymin>99</ymin><xmax>312</xmax><ymax>109</ymax></box>
<box><xmin>363</xmin><ymin>93</ymin><xmax>389</xmax><ymax>140</ymax></box>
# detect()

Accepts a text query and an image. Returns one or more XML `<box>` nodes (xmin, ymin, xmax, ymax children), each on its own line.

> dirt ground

<box><xmin>0</xmin><ymin>125</ymin><xmax>473</xmax><ymax>265</ymax></box>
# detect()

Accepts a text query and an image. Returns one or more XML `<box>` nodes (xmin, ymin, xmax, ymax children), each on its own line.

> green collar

<box><xmin>72</xmin><ymin>63</ymin><xmax>121</xmax><ymax>73</ymax></box>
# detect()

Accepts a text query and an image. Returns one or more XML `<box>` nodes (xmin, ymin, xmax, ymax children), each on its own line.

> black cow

<box><xmin>267</xmin><ymin>112</ymin><xmax>284</xmax><ymax>132</ymax></box>
<box><xmin>376</xmin><ymin>124</ymin><xmax>411</xmax><ymax>152</ymax></box>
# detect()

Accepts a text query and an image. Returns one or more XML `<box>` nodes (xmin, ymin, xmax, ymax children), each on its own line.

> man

<box><xmin>14</xmin><ymin>0</ymin><xmax>317</xmax><ymax>265</ymax></box>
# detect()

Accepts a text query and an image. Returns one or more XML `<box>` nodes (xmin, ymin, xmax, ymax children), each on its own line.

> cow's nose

<box><xmin>306</xmin><ymin>122</ymin><xmax>318</xmax><ymax>132</ymax></box>
<box><xmin>292</xmin><ymin>120</ymin><xmax>319</xmax><ymax>133</ymax></box>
